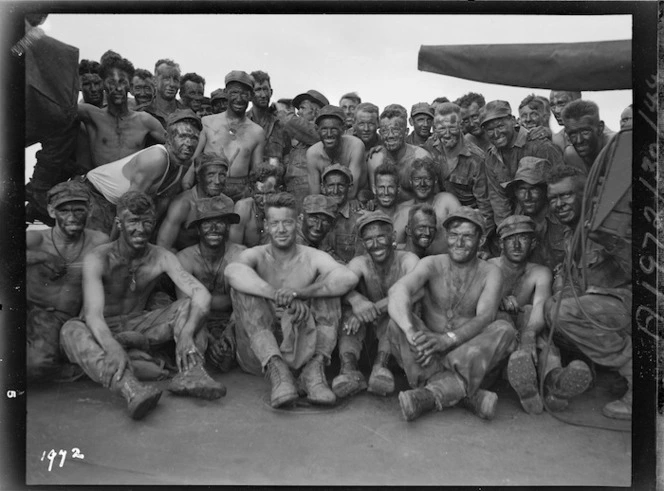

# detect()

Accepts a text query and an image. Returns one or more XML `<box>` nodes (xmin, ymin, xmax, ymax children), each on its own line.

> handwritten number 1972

<box><xmin>40</xmin><ymin>448</ymin><xmax>84</xmax><ymax>472</ymax></box>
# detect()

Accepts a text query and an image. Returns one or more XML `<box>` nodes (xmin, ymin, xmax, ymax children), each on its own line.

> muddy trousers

<box><xmin>338</xmin><ymin>310</ymin><xmax>391</xmax><ymax>360</ymax></box>
<box><xmin>27</xmin><ymin>307</ymin><xmax>72</xmax><ymax>381</ymax></box>
<box><xmin>388</xmin><ymin>316</ymin><xmax>517</xmax><ymax>408</ymax></box>
<box><xmin>60</xmin><ymin>298</ymin><xmax>207</xmax><ymax>385</ymax></box>
<box><xmin>544</xmin><ymin>292</ymin><xmax>632</xmax><ymax>380</ymax></box>
<box><xmin>231</xmin><ymin>289</ymin><xmax>340</xmax><ymax>376</ymax></box>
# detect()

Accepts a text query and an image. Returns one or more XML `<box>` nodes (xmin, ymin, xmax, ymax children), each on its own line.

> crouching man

<box><xmin>225</xmin><ymin>192</ymin><xmax>359</xmax><ymax>408</ymax></box>
<box><xmin>387</xmin><ymin>207</ymin><xmax>517</xmax><ymax>422</ymax></box>
<box><xmin>332</xmin><ymin>211</ymin><xmax>419</xmax><ymax>399</ymax></box>
<box><xmin>60</xmin><ymin>191</ymin><xmax>225</xmax><ymax>421</ymax></box>
<box><xmin>488</xmin><ymin>216</ymin><xmax>553</xmax><ymax>414</ymax></box>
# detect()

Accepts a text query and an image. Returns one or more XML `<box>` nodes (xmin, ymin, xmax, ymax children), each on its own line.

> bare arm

<box><xmin>346</xmin><ymin>138</ymin><xmax>365</xmax><ymax>199</ymax></box>
<box><xmin>251</xmin><ymin>129</ymin><xmax>266</xmax><ymax>173</ymax></box>
<box><xmin>127</xmin><ymin>147</ymin><xmax>168</xmax><ymax>193</ymax></box>
<box><xmin>156</xmin><ymin>198</ymin><xmax>190</xmax><ymax>252</ymax></box>
<box><xmin>306</xmin><ymin>147</ymin><xmax>322</xmax><ymax>195</ymax></box>
<box><xmin>228</xmin><ymin>200</ymin><xmax>249</xmax><ymax>245</ymax></box>
<box><xmin>26</xmin><ymin>231</ymin><xmax>48</xmax><ymax>265</ymax></box>
<box><xmin>144</xmin><ymin>113</ymin><xmax>167</xmax><ymax>144</ymax></box>
<box><xmin>225</xmin><ymin>248</ymin><xmax>278</xmax><ymax>299</ymax></box>
<box><xmin>294</xmin><ymin>250</ymin><xmax>359</xmax><ymax>299</ymax></box>
<box><xmin>523</xmin><ymin>266</ymin><xmax>553</xmax><ymax>338</ymax></box>
<box><xmin>183</xmin><ymin>128</ymin><xmax>208</xmax><ymax>190</ymax></box>
<box><xmin>433</xmin><ymin>192</ymin><xmax>461</xmax><ymax>220</ymax></box>
<box><xmin>77</xmin><ymin>103</ymin><xmax>94</xmax><ymax>125</ymax></box>
<box><xmin>366</xmin><ymin>151</ymin><xmax>384</xmax><ymax>191</ymax></box>
<box><xmin>387</xmin><ymin>257</ymin><xmax>436</xmax><ymax>339</ymax></box>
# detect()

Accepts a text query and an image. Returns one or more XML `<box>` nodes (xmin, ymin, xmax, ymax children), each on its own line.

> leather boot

<box><xmin>459</xmin><ymin>389</ymin><xmax>499</xmax><ymax>420</ymax></box>
<box><xmin>544</xmin><ymin>360</ymin><xmax>592</xmax><ymax>411</ymax></box>
<box><xmin>368</xmin><ymin>351</ymin><xmax>395</xmax><ymax>396</ymax></box>
<box><xmin>398</xmin><ymin>388</ymin><xmax>436</xmax><ymax>422</ymax></box>
<box><xmin>112</xmin><ymin>371</ymin><xmax>162</xmax><ymax>420</ymax></box>
<box><xmin>331</xmin><ymin>352</ymin><xmax>367</xmax><ymax>398</ymax></box>
<box><xmin>298</xmin><ymin>354</ymin><xmax>336</xmax><ymax>405</ymax></box>
<box><xmin>265</xmin><ymin>355</ymin><xmax>299</xmax><ymax>408</ymax></box>
<box><xmin>168</xmin><ymin>364</ymin><xmax>227</xmax><ymax>400</ymax></box>
<box><xmin>603</xmin><ymin>363</ymin><xmax>632</xmax><ymax>420</ymax></box>
<box><xmin>507</xmin><ymin>349</ymin><xmax>543</xmax><ymax>414</ymax></box>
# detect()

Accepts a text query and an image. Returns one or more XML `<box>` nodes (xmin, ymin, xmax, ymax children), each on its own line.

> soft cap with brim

<box><xmin>411</xmin><ymin>102</ymin><xmax>434</xmax><ymax>118</ymax></box>
<box><xmin>321</xmin><ymin>163</ymin><xmax>353</xmax><ymax>184</ymax></box>
<box><xmin>479</xmin><ymin>100</ymin><xmax>512</xmax><ymax>127</ymax></box>
<box><xmin>187</xmin><ymin>195</ymin><xmax>240</xmax><ymax>229</ymax></box>
<box><xmin>497</xmin><ymin>215</ymin><xmax>536</xmax><ymax>239</ymax></box>
<box><xmin>167</xmin><ymin>108</ymin><xmax>202</xmax><ymax>131</ymax></box>
<box><xmin>302</xmin><ymin>194</ymin><xmax>337</xmax><ymax>219</ymax></box>
<box><xmin>224</xmin><ymin>70</ymin><xmax>253</xmax><ymax>90</ymax></box>
<box><xmin>292</xmin><ymin>90</ymin><xmax>329</xmax><ymax>109</ymax></box>
<box><xmin>48</xmin><ymin>181</ymin><xmax>89</xmax><ymax>208</ymax></box>
<box><xmin>210</xmin><ymin>88</ymin><xmax>227</xmax><ymax>102</ymax></box>
<box><xmin>356</xmin><ymin>210</ymin><xmax>393</xmax><ymax>236</ymax></box>
<box><xmin>442</xmin><ymin>206</ymin><xmax>486</xmax><ymax>235</ymax></box>
<box><xmin>500</xmin><ymin>156</ymin><xmax>552</xmax><ymax>190</ymax></box>
<box><xmin>315</xmin><ymin>105</ymin><xmax>346</xmax><ymax>126</ymax></box>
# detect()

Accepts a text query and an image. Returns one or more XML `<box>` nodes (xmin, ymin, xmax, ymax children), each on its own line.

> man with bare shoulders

<box><xmin>372</xmin><ymin>163</ymin><xmax>400</xmax><ymax>220</ymax></box>
<box><xmin>387</xmin><ymin>207</ymin><xmax>517</xmax><ymax>422</ymax></box>
<box><xmin>194</xmin><ymin>70</ymin><xmax>265</xmax><ymax>202</ymax></box>
<box><xmin>488</xmin><ymin>216</ymin><xmax>552</xmax><ymax>414</ymax></box>
<box><xmin>176</xmin><ymin>196</ymin><xmax>245</xmax><ymax>373</ymax></box>
<box><xmin>229</xmin><ymin>165</ymin><xmax>282</xmax><ymax>248</ymax></box>
<box><xmin>157</xmin><ymin>153</ymin><xmax>230</xmax><ymax>252</ymax></box>
<box><xmin>352</xmin><ymin>102</ymin><xmax>383</xmax><ymax>162</ymax></box>
<box><xmin>392</xmin><ymin>158</ymin><xmax>461</xmax><ymax>255</ymax></box>
<box><xmin>295</xmin><ymin>195</ymin><xmax>337</xmax><ymax>259</ymax></box>
<box><xmin>27</xmin><ymin>182</ymin><xmax>109</xmax><ymax>381</ymax></box>
<box><xmin>332</xmin><ymin>211</ymin><xmax>420</xmax><ymax>399</ymax></box>
<box><xmin>306</xmin><ymin>105</ymin><xmax>366</xmax><ymax>199</ymax></box>
<box><xmin>60</xmin><ymin>191</ymin><xmax>224</xmax><ymax>420</ymax></box>
<box><xmin>367</xmin><ymin>105</ymin><xmax>433</xmax><ymax>202</ymax></box>
<box><xmin>136</xmin><ymin>59</ymin><xmax>185</xmax><ymax>129</ymax></box>
<box><xmin>400</xmin><ymin>204</ymin><xmax>437</xmax><ymax>258</ymax></box>
<box><xmin>225</xmin><ymin>193</ymin><xmax>359</xmax><ymax>408</ymax></box>
<box><xmin>82</xmin><ymin>109</ymin><xmax>201</xmax><ymax>234</ymax></box>
<box><xmin>78</xmin><ymin>51</ymin><xmax>166</xmax><ymax>169</ymax></box>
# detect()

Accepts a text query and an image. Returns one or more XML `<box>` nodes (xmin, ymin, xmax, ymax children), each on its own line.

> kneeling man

<box><xmin>388</xmin><ymin>207</ymin><xmax>517</xmax><ymax>422</ymax></box>
<box><xmin>225</xmin><ymin>192</ymin><xmax>359</xmax><ymax>408</ymax></box>
<box><xmin>60</xmin><ymin>191</ymin><xmax>224</xmax><ymax>421</ymax></box>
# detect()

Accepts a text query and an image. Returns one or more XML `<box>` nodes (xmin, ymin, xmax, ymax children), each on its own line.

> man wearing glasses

<box><xmin>193</xmin><ymin>70</ymin><xmax>265</xmax><ymax>202</ymax></box>
<box><xmin>226</xmin><ymin>192</ymin><xmax>358</xmax><ymax>408</ymax></box>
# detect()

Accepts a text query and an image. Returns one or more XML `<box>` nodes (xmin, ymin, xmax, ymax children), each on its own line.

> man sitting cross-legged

<box><xmin>387</xmin><ymin>207</ymin><xmax>517</xmax><ymax>422</ymax></box>
<box><xmin>176</xmin><ymin>195</ymin><xmax>246</xmax><ymax>373</ymax></box>
<box><xmin>332</xmin><ymin>211</ymin><xmax>420</xmax><ymax>399</ymax></box>
<box><xmin>225</xmin><ymin>192</ymin><xmax>359</xmax><ymax>408</ymax></box>
<box><xmin>60</xmin><ymin>191</ymin><xmax>225</xmax><ymax>421</ymax></box>
<box><xmin>488</xmin><ymin>216</ymin><xmax>553</xmax><ymax>414</ymax></box>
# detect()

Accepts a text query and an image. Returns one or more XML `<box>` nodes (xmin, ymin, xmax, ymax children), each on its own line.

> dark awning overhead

<box><xmin>418</xmin><ymin>40</ymin><xmax>631</xmax><ymax>91</ymax></box>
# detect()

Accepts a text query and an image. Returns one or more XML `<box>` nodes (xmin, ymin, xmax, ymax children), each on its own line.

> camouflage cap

<box><xmin>314</xmin><ymin>105</ymin><xmax>346</xmax><ymax>126</ymax></box>
<box><xmin>321</xmin><ymin>163</ymin><xmax>353</xmax><ymax>184</ymax></box>
<box><xmin>442</xmin><ymin>206</ymin><xmax>486</xmax><ymax>235</ymax></box>
<box><xmin>210</xmin><ymin>88</ymin><xmax>227</xmax><ymax>102</ymax></box>
<box><xmin>292</xmin><ymin>90</ymin><xmax>329</xmax><ymax>109</ymax></box>
<box><xmin>356</xmin><ymin>210</ymin><xmax>393</xmax><ymax>236</ymax></box>
<box><xmin>196</xmin><ymin>152</ymin><xmax>230</xmax><ymax>172</ymax></box>
<box><xmin>47</xmin><ymin>181</ymin><xmax>90</xmax><ymax>208</ymax></box>
<box><xmin>410</xmin><ymin>102</ymin><xmax>434</xmax><ymax>118</ymax></box>
<box><xmin>501</xmin><ymin>156</ymin><xmax>552</xmax><ymax>190</ymax></box>
<box><xmin>167</xmin><ymin>108</ymin><xmax>202</xmax><ymax>131</ymax></box>
<box><xmin>224</xmin><ymin>70</ymin><xmax>253</xmax><ymax>90</ymax></box>
<box><xmin>479</xmin><ymin>100</ymin><xmax>512</xmax><ymax>127</ymax></box>
<box><xmin>497</xmin><ymin>215</ymin><xmax>536</xmax><ymax>239</ymax></box>
<box><xmin>302</xmin><ymin>194</ymin><xmax>337</xmax><ymax>219</ymax></box>
<box><xmin>186</xmin><ymin>195</ymin><xmax>240</xmax><ymax>229</ymax></box>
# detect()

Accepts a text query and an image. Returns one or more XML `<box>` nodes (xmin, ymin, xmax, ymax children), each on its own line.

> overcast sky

<box><xmin>27</xmin><ymin>13</ymin><xmax>632</xmax><ymax>181</ymax></box>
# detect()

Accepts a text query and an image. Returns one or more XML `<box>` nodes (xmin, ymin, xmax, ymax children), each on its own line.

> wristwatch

<box><xmin>446</xmin><ymin>331</ymin><xmax>459</xmax><ymax>345</ymax></box>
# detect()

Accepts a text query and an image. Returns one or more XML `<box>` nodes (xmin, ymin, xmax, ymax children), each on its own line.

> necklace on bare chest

<box><xmin>50</xmin><ymin>229</ymin><xmax>85</xmax><ymax>279</ymax></box>
<box><xmin>127</xmin><ymin>261</ymin><xmax>140</xmax><ymax>292</ymax></box>
<box><xmin>446</xmin><ymin>262</ymin><xmax>480</xmax><ymax>321</ymax></box>
<box><xmin>199</xmin><ymin>245</ymin><xmax>225</xmax><ymax>291</ymax></box>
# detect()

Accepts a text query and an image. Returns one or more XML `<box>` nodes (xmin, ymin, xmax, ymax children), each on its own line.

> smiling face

<box><xmin>168</xmin><ymin>122</ymin><xmax>200</xmax><ymax>163</ymax></box>
<box><xmin>131</xmin><ymin>75</ymin><xmax>154</xmax><ymax>106</ymax></box>
<box><xmin>199</xmin><ymin>165</ymin><xmax>227</xmax><ymax>197</ymax></box>
<box><xmin>301</xmin><ymin>212</ymin><xmax>334</xmax><ymax>246</ymax></box>
<box><xmin>373</xmin><ymin>173</ymin><xmax>398</xmax><ymax>209</ymax></box>
<box><xmin>322</xmin><ymin>172</ymin><xmax>351</xmax><ymax>208</ymax></box>
<box><xmin>407</xmin><ymin>210</ymin><xmax>436</xmax><ymax>251</ymax></box>
<box><xmin>117</xmin><ymin>209</ymin><xmax>156</xmax><ymax>252</ymax></box>
<box><xmin>316</xmin><ymin>116</ymin><xmax>344</xmax><ymax>151</ymax></box>
<box><xmin>49</xmin><ymin>201</ymin><xmax>89</xmax><ymax>239</ymax></box>
<box><xmin>410</xmin><ymin>167</ymin><xmax>435</xmax><ymax>201</ymax></box>
<box><xmin>103</xmin><ymin>67</ymin><xmax>131</xmax><ymax>107</ymax></box>
<box><xmin>445</xmin><ymin>220</ymin><xmax>482</xmax><ymax>264</ymax></box>
<box><xmin>548</xmin><ymin>177</ymin><xmax>583</xmax><ymax>227</ymax></box>
<box><xmin>519</xmin><ymin>104</ymin><xmax>542</xmax><ymax>130</ymax></box>
<box><xmin>513</xmin><ymin>182</ymin><xmax>547</xmax><ymax>217</ymax></box>
<box><xmin>180</xmin><ymin>80</ymin><xmax>205</xmax><ymax>112</ymax></box>
<box><xmin>353</xmin><ymin>110</ymin><xmax>378</xmax><ymax>145</ymax></box>
<box><xmin>361</xmin><ymin>222</ymin><xmax>395</xmax><ymax>264</ymax></box>
<box><xmin>155</xmin><ymin>64</ymin><xmax>180</xmax><ymax>102</ymax></box>
<box><xmin>198</xmin><ymin>217</ymin><xmax>229</xmax><ymax>248</ymax></box>
<box><xmin>483</xmin><ymin>116</ymin><xmax>516</xmax><ymax>149</ymax></box>
<box><xmin>265</xmin><ymin>206</ymin><xmax>298</xmax><ymax>250</ymax></box>
<box><xmin>226</xmin><ymin>81</ymin><xmax>252</xmax><ymax>116</ymax></box>
<box><xmin>411</xmin><ymin>114</ymin><xmax>433</xmax><ymax>139</ymax></box>
<box><xmin>563</xmin><ymin>115</ymin><xmax>604</xmax><ymax>162</ymax></box>
<box><xmin>433</xmin><ymin>113</ymin><xmax>461</xmax><ymax>150</ymax></box>
<box><xmin>379</xmin><ymin>117</ymin><xmax>407</xmax><ymax>152</ymax></box>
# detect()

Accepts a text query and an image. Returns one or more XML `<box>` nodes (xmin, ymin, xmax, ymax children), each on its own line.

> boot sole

<box><xmin>129</xmin><ymin>390</ymin><xmax>162</xmax><ymax>420</ymax></box>
<box><xmin>601</xmin><ymin>408</ymin><xmax>632</xmax><ymax>420</ymax></box>
<box><xmin>168</xmin><ymin>382</ymin><xmax>227</xmax><ymax>400</ymax></box>
<box><xmin>551</xmin><ymin>362</ymin><xmax>592</xmax><ymax>400</ymax></box>
<box><xmin>473</xmin><ymin>391</ymin><xmax>498</xmax><ymax>420</ymax></box>
<box><xmin>368</xmin><ymin>377</ymin><xmax>395</xmax><ymax>396</ymax></box>
<box><xmin>332</xmin><ymin>377</ymin><xmax>367</xmax><ymax>399</ymax></box>
<box><xmin>271</xmin><ymin>390</ymin><xmax>299</xmax><ymax>408</ymax></box>
<box><xmin>398</xmin><ymin>392</ymin><xmax>417</xmax><ymax>422</ymax></box>
<box><xmin>507</xmin><ymin>351</ymin><xmax>543</xmax><ymax>414</ymax></box>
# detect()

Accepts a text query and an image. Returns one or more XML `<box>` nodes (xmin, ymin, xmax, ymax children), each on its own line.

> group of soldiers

<box><xmin>26</xmin><ymin>44</ymin><xmax>632</xmax><ymax>424</ymax></box>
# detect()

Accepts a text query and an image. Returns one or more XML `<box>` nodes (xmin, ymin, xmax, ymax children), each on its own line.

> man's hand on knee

<box><xmin>343</xmin><ymin>315</ymin><xmax>361</xmax><ymax>335</ymax></box>
<box><xmin>102</xmin><ymin>341</ymin><xmax>130</xmax><ymax>388</ymax></box>
<box><xmin>176</xmin><ymin>335</ymin><xmax>203</xmax><ymax>373</ymax></box>
<box><xmin>274</xmin><ymin>287</ymin><xmax>299</xmax><ymax>308</ymax></box>
<box><xmin>287</xmin><ymin>298</ymin><xmax>310</xmax><ymax>324</ymax></box>
<box><xmin>412</xmin><ymin>331</ymin><xmax>455</xmax><ymax>366</ymax></box>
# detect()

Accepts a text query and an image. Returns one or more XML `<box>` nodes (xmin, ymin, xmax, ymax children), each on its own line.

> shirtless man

<box><xmin>225</xmin><ymin>192</ymin><xmax>359</xmax><ymax>407</ymax></box>
<box><xmin>352</xmin><ymin>102</ymin><xmax>383</xmax><ymax>161</ymax></box>
<box><xmin>296</xmin><ymin>194</ymin><xmax>337</xmax><ymax>256</ymax></box>
<box><xmin>387</xmin><ymin>207</ymin><xmax>517</xmax><ymax>422</ymax></box>
<box><xmin>332</xmin><ymin>211</ymin><xmax>420</xmax><ymax>399</ymax></box>
<box><xmin>193</xmin><ymin>70</ymin><xmax>265</xmax><ymax>202</ymax></box>
<box><xmin>392</xmin><ymin>158</ymin><xmax>461</xmax><ymax>254</ymax></box>
<box><xmin>136</xmin><ymin>58</ymin><xmax>185</xmax><ymax>129</ymax></box>
<box><xmin>60</xmin><ymin>191</ymin><xmax>225</xmax><ymax>420</ymax></box>
<box><xmin>405</xmin><ymin>102</ymin><xmax>434</xmax><ymax>147</ymax></box>
<box><xmin>176</xmin><ymin>196</ymin><xmax>245</xmax><ymax>373</ymax></box>
<box><xmin>561</xmin><ymin>99</ymin><xmax>615</xmax><ymax>173</ymax></box>
<box><xmin>157</xmin><ymin>153</ymin><xmax>230</xmax><ymax>252</ymax></box>
<box><xmin>82</xmin><ymin>109</ymin><xmax>201</xmax><ymax>235</ymax></box>
<box><xmin>372</xmin><ymin>163</ymin><xmax>400</xmax><ymax>220</ymax></box>
<box><xmin>27</xmin><ymin>182</ymin><xmax>109</xmax><ymax>381</ymax></box>
<box><xmin>78</xmin><ymin>59</ymin><xmax>104</xmax><ymax>107</ymax></box>
<box><xmin>306</xmin><ymin>105</ymin><xmax>366</xmax><ymax>199</ymax></box>
<box><xmin>401</xmin><ymin>204</ymin><xmax>437</xmax><ymax>258</ymax></box>
<box><xmin>488</xmin><ymin>216</ymin><xmax>552</xmax><ymax>414</ymax></box>
<box><xmin>367</xmin><ymin>106</ymin><xmax>433</xmax><ymax>202</ymax></box>
<box><xmin>518</xmin><ymin>94</ymin><xmax>552</xmax><ymax>141</ymax></box>
<box><xmin>78</xmin><ymin>50</ymin><xmax>166</xmax><ymax>169</ymax></box>
<box><xmin>229</xmin><ymin>164</ymin><xmax>282</xmax><ymax>248</ymax></box>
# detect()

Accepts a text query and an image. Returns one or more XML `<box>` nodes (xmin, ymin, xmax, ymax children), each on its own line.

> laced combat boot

<box><xmin>459</xmin><ymin>389</ymin><xmax>499</xmax><ymax>420</ymax></box>
<box><xmin>544</xmin><ymin>360</ymin><xmax>592</xmax><ymax>411</ymax></box>
<box><xmin>507</xmin><ymin>349</ymin><xmax>543</xmax><ymax>414</ymax></box>
<box><xmin>367</xmin><ymin>351</ymin><xmax>395</xmax><ymax>396</ymax></box>
<box><xmin>265</xmin><ymin>355</ymin><xmax>299</xmax><ymax>408</ymax></box>
<box><xmin>112</xmin><ymin>371</ymin><xmax>163</xmax><ymax>420</ymax></box>
<box><xmin>331</xmin><ymin>352</ymin><xmax>367</xmax><ymax>398</ymax></box>
<box><xmin>398</xmin><ymin>388</ymin><xmax>436</xmax><ymax>422</ymax></box>
<box><xmin>299</xmin><ymin>354</ymin><xmax>336</xmax><ymax>405</ymax></box>
<box><xmin>168</xmin><ymin>364</ymin><xmax>227</xmax><ymax>400</ymax></box>
<box><xmin>603</xmin><ymin>366</ymin><xmax>632</xmax><ymax>420</ymax></box>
